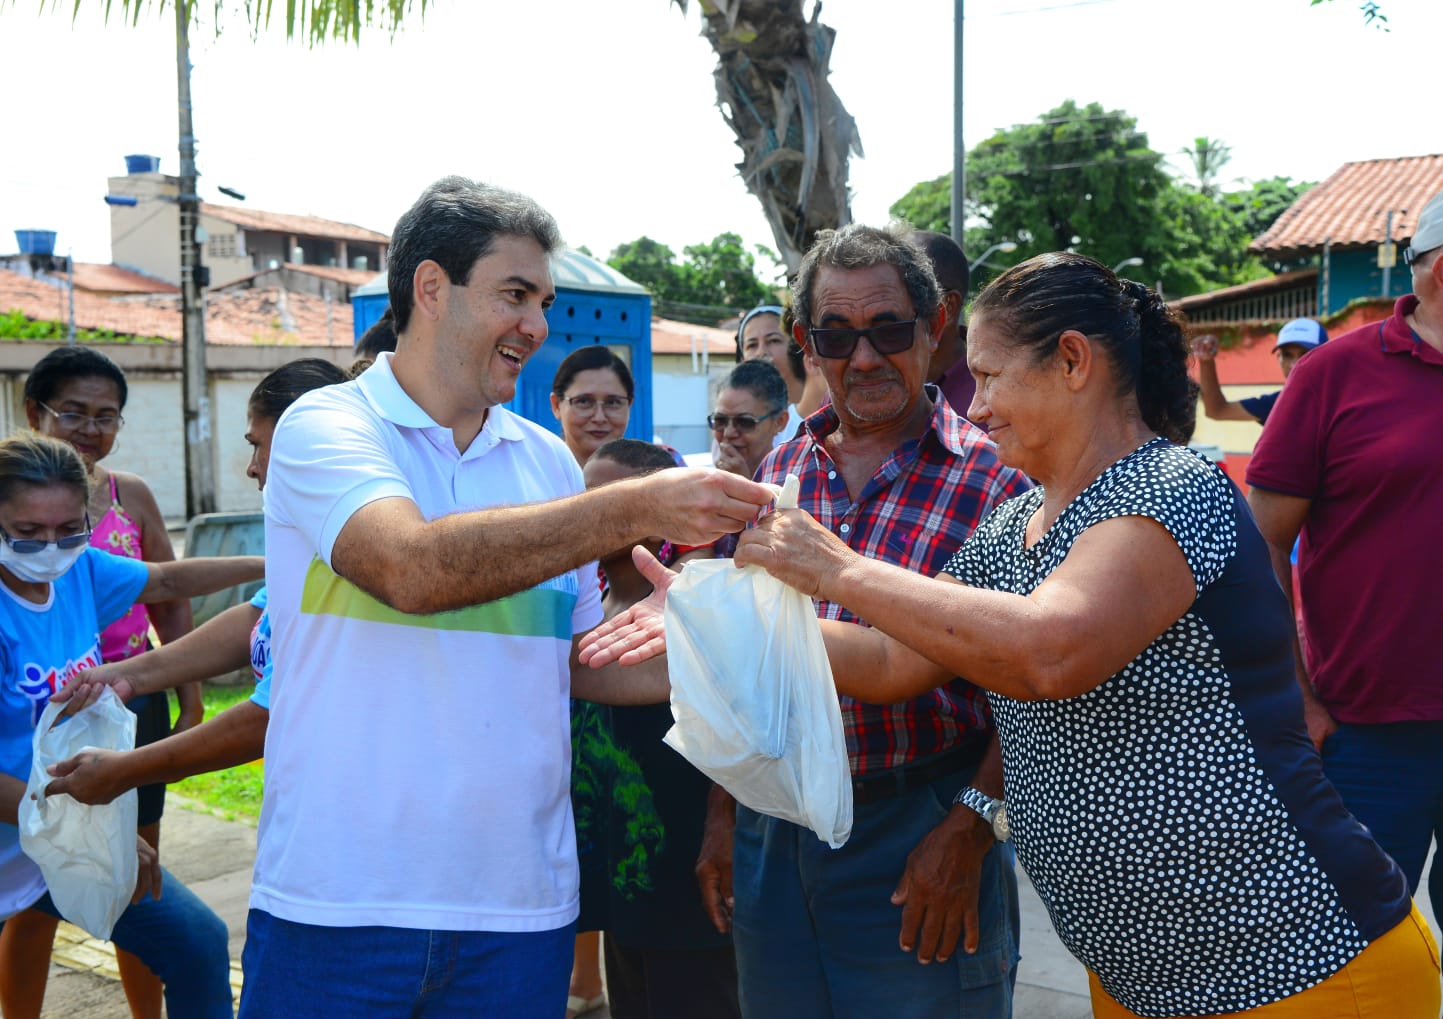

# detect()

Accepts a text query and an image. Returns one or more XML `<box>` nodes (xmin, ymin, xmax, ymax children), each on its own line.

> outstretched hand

<box><xmin>648</xmin><ymin>468</ymin><xmax>777</xmax><ymax>546</ymax></box>
<box><xmin>49</xmin><ymin>665</ymin><xmax>135</xmax><ymax>718</ymax></box>
<box><xmin>577</xmin><ymin>546</ymin><xmax>679</xmax><ymax>668</ymax></box>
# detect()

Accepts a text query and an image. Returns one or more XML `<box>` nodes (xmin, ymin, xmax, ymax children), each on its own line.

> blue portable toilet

<box><xmin>349</xmin><ymin>249</ymin><xmax>653</xmax><ymax>442</ymax></box>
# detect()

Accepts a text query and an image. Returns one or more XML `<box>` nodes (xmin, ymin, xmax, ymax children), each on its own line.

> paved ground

<box><xmin>37</xmin><ymin>798</ymin><xmax>1443</xmax><ymax>1018</ymax></box>
<box><xmin>39</xmin><ymin>794</ymin><xmax>1095</xmax><ymax>1017</ymax></box>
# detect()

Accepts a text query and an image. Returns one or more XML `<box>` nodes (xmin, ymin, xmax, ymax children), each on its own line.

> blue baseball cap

<box><xmin>1274</xmin><ymin>318</ymin><xmax>1328</xmax><ymax>352</ymax></box>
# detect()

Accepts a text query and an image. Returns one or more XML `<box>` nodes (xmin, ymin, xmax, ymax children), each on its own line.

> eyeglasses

<box><xmin>562</xmin><ymin>395</ymin><xmax>632</xmax><ymax>416</ymax></box>
<box><xmin>707</xmin><ymin>409</ymin><xmax>783</xmax><ymax>434</ymax></box>
<box><xmin>808</xmin><ymin>320</ymin><xmax>918</xmax><ymax>360</ymax></box>
<box><xmin>0</xmin><ymin>517</ymin><xmax>92</xmax><ymax>554</ymax></box>
<box><xmin>38</xmin><ymin>402</ymin><xmax>125</xmax><ymax>434</ymax></box>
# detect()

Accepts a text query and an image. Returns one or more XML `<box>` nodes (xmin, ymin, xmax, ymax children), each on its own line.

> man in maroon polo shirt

<box><xmin>1247</xmin><ymin>187</ymin><xmax>1443</xmax><ymax>917</ymax></box>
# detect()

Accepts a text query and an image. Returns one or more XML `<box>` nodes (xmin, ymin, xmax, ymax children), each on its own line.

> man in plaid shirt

<box><xmin>695</xmin><ymin>224</ymin><xmax>1030</xmax><ymax>1018</ymax></box>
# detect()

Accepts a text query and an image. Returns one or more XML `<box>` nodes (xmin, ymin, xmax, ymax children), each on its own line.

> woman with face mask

<box><xmin>8</xmin><ymin>344</ymin><xmax>198</xmax><ymax>1017</ymax></box>
<box><xmin>0</xmin><ymin>432</ymin><xmax>264</xmax><ymax>1019</ymax></box>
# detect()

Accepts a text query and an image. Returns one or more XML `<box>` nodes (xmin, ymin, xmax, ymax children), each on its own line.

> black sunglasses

<box><xmin>707</xmin><ymin>409</ymin><xmax>782</xmax><ymax>434</ymax></box>
<box><xmin>0</xmin><ymin>515</ymin><xmax>92</xmax><ymax>554</ymax></box>
<box><xmin>808</xmin><ymin>320</ymin><xmax>918</xmax><ymax>360</ymax></box>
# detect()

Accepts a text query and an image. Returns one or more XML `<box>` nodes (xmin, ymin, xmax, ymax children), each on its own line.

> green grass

<box><xmin>167</xmin><ymin>684</ymin><xmax>265</xmax><ymax>823</ymax></box>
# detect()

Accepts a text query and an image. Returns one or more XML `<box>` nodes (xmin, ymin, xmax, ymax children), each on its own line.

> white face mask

<box><xmin>0</xmin><ymin>539</ymin><xmax>86</xmax><ymax>584</ymax></box>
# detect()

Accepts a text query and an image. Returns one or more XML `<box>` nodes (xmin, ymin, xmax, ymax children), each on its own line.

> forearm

<box><xmin>0</xmin><ymin>773</ymin><xmax>23</xmax><ymax>826</ymax></box>
<box><xmin>118</xmin><ymin>603</ymin><xmax>258</xmax><ymax>697</ymax></box>
<box><xmin>114</xmin><ymin>701</ymin><xmax>268</xmax><ymax>787</ymax></box>
<box><xmin>143</xmin><ymin>556</ymin><xmax>264</xmax><ymax>604</ymax></box>
<box><xmin>968</xmin><ymin>734</ymin><xmax>1004</xmax><ymax>800</ymax></box>
<box><xmin>571</xmin><ymin>648</ymin><xmax>671</xmax><ymax>705</ymax></box>
<box><xmin>820</xmin><ymin>555</ymin><xmax>1074</xmax><ymax>701</ymax></box>
<box><xmin>1197</xmin><ymin>360</ymin><xmax>1230</xmax><ymax>418</ymax></box>
<box><xmin>341</xmin><ymin>482</ymin><xmax>675</xmax><ymax>615</ymax></box>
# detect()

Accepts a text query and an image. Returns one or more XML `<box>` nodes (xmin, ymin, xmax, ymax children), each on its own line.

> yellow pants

<box><xmin>1088</xmin><ymin>902</ymin><xmax>1441</xmax><ymax>1018</ymax></box>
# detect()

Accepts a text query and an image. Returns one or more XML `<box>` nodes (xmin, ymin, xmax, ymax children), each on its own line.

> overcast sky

<box><xmin>1</xmin><ymin>0</ymin><xmax>1437</xmax><ymax>278</ymax></box>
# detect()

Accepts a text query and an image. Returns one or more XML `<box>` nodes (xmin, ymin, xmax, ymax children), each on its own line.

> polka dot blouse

<box><xmin>942</xmin><ymin>438</ymin><xmax>1409</xmax><ymax>1016</ymax></box>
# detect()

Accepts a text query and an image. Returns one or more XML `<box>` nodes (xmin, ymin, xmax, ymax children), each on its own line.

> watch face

<box><xmin>992</xmin><ymin>803</ymin><xmax>1011</xmax><ymax>843</ymax></box>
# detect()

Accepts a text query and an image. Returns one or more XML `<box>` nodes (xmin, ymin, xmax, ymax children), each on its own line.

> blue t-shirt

<box><xmin>1238</xmin><ymin>389</ymin><xmax>1281</xmax><ymax>424</ymax></box>
<box><xmin>1</xmin><ymin>548</ymin><xmax>149</xmax><ymax>918</ymax></box>
<box><xmin>248</xmin><ymin>587</ymin><xmax>272</xmax><ymax>711</ymax></box>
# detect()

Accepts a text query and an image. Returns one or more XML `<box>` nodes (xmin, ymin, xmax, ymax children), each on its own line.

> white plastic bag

<box><xmin>19</xmin><ymin>689</ymin><xmax>139</xmax><ymax>939</ymax></box>
<box><xmin>663</xmin><ymin>475</ymin><xmax>853</xmax><ymax>847</ymax></box>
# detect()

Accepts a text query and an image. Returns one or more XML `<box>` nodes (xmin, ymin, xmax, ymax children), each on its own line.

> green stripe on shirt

<box><xmin>300</xmin><ymin>558</ymin><xmax>575</xmax><ymax>639</ymax></box>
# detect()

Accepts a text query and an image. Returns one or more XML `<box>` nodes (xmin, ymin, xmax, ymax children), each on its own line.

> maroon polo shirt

<box><xmin>1247</xmin><ymin>296</ymin><xmax>1443</xmax><ymax>723</ymax></box>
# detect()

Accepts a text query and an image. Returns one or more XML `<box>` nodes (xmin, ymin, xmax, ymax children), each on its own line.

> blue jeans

<box><xmin>238</xmin><ymin>909</ymin><xmax>574</xmax><ymax>1018</ymax></box>
<box><xmin>732</xmin><ymin>771</ymin><xmax>1019</xmax><ymax>1019</ymax></box>
<box><xmin>26</xmin><ymin>866</ymin><xmax>233</xmax><ymax>1018</ymax></box>
<box><xmin>1321</xmin><ymin>720</ymin><xmax>1443</xmax><ymax>917</ymax></box>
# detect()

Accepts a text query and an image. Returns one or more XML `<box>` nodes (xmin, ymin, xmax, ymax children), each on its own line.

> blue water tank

<box><xmin>124</xmin><ymin>154</ymin><xmax>161</xmax><ymax>174</ymax></box>
<box><xmin>14</xmin><ymin>230</ymin><xmax>56</xmax><ymax>257</ymax></box>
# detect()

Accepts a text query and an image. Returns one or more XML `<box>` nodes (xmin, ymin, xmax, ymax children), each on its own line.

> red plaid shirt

<box><xmin>756</xmin><ymin>387</ymin><xmax>1031</xmax><ymax>777</ymax></box>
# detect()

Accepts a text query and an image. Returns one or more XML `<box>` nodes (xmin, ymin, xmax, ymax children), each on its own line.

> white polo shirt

<box><xmin>254</xmin><ymin>353</ymin><xmax>602</xmax><ymax>932</ymax></box>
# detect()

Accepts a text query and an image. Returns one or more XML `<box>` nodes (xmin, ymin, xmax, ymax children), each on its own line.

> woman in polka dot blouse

<box><xmin>724</xmin><ymin>253</ymin><xmax>1440</xmax><ymax>1017</ymax></box>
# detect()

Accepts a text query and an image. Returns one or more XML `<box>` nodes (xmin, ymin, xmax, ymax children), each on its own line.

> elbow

<box><xmin>1014</xmin><ymin>643</ymin><xmax>1100</xmax><ymax>701</ymax></box>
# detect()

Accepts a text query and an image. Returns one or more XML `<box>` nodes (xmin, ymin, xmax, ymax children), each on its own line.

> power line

<box><xmin>984</xmin><ymin>0</ymin><xmax>1123</xmax><ymax>17</ymax></box>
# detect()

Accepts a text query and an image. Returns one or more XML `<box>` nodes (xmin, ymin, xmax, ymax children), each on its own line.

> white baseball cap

<box><xmin>1404</xmin><ymin>188</ymin><xmax>1443</xmax><ymax>265</ymax></box>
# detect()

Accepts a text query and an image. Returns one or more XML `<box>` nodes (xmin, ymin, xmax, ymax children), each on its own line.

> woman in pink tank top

<box><xmin>1</xmin><ymin>346</ymin><xmax>197</xmax><ymax>1019</ymax></box>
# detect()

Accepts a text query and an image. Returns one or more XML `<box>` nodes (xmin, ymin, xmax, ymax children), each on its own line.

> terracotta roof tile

<box><xmin>650</xmin><ymin>317</ymin><xmax>735</xmax><ymax>356</ymax></box>
<box><xmin>1251</xmin><ymin>154</ymin><xmax>1443</xmax><ymax>256</ymax></box>
<box><xmin>0</xmin><ymin>269</ymin><xmax>352</xmax><ymax>346</ymax></box>
<box><xmin>201</xmin><ymin>203</ymin><xmax>390</xmax><ymax>245</ymax></box>
<box><xmin>69</xmin><ymin>263</ymin><xmax>177</xmax><ymax>295</ymax></box>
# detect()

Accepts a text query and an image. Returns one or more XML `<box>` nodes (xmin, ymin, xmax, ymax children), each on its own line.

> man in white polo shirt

<box><xmin>240</xmin><ymin>176</ymin><xmax>774</xmax><ymax>1019</ymax></box>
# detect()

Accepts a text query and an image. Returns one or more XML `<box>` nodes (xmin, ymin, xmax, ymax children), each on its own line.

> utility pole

<box><xmin>950</xmin><ymin>0</ymin><xmax>965</xmax><ymax>244</ymax></box>
<box><xmin>176</xmin><ymin>0</ymin><xmax>215</xmax><ymax>517</ymax></box>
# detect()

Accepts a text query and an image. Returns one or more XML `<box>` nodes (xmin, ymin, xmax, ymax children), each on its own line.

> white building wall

<box><xmin>104</xmin><ymin>377</ymin><xmax>186</xmax><ymax>517</ymax></box>
<box><xmin>213</xmin><ymin>378</ymin><xmax>262</xmax><ymax>512</ymax></box>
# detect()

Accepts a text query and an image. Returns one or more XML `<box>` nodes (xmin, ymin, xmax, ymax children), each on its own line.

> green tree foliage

<box><xmin>1223</xmin><ymin>176</ymin><xmax>1315</xmax><ymax>242</ymax></box>
<box><xmin>4</xmin><ymin>0</ymin><xmax>428</xmax><ymax>45</ymax></box>
<box><xmin>607</xmin><ymin>233</ymin><xmax>776</xmax><ymax>315</ymax></box>
<box><xmin>0</xmin><ymin>309</ymin><xmax>165</xmax><ymax>343</ymax></box>
<box><xmin>1182</xmin><ymin>136</ymin><xmax>1234</xmax><ymax>198</ymax></box>
<box><xmin>889</xmin><ymin>102</ymin><xmax>1316</xmax><ymax>299</ymax></box>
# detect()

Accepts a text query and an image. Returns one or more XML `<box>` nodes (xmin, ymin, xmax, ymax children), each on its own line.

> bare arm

<box><xmin>55</xmin><ymin>602</ymin><xmax>260</xmax><ymax>705</ymax></box>
<box><xmin>739</xmin><ymin>509</ymin><xmax>1197</xmax><ymax>702</ymax></box>
<box><xmin>331</xmin><ymin>469</ymin><xmax>775</xmax><ymax>616</ymax></box>
<box><xmin>136</xmin><ymin>556</ymin><xmax>265</xmax><ymax>606</ymax></box>
<box><xmin>1193</xmin><ymin>335</ymin><xmax>1260</xmax><ymax>422</ymax></box>
<box><xmin>1247</xmin><ymin>486</ymin><xmax>1333</xmax><ymax>750</ymax></box>
<box><xmin>117</xmin><ymin>472</ymin><xmax>202</xmax><ymax>729</ymax></box>
<box><xmin>45</xmin><ymin>700</ymin><xmax>268</xmax><ymax>804</ymax></box>
<box><xmin>569</xmin><ymin>633</ymin><xmax>670</xmax><ymax>705</ymax></box>
<box><xmin>0</xmin><ymin>773</ymin><xmax>23</xmax><ymax>826</ymax></box>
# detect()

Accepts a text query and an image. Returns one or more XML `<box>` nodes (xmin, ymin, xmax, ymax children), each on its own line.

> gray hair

<box><xmin>0</xmin><ymin>432</ymin><xmax>89</xmax><ymax>506</ymax></box>
<box><xmin>791</xmin><ymin>223</ymin><xmax>942</xmax><ymax>331</ymax></box>
<box><xmin>387</xmin><ymin>176</ymin><xmax>563</xmax><ymax>333</ymax></box>
<box><xmin>719</xmin><ymin>359</ymin><xmax>789</xmax><ymax>415</ymax></box>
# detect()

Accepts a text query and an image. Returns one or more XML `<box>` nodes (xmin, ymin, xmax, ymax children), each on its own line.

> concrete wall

<box><xmin>652</xmin><ymin>352</ymin><xmax>731</xmax><ymax>455</ymax></box>
<box><xmin>108</xmin><ymin>174</ymin><xmax>181</xmax><ymax>283</ymax></box>
<box><xmin>0</xmin><ymin>342</ymin><xmax>354</xmax><ymax>522</ymax></box>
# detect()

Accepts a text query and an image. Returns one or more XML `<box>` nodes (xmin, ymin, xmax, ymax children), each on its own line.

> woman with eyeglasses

<box><xmin>0</xmin><ymin>431</ymin><xmax>264</xmax><ymax>1019</ymax></box>
<box><xmin>11</xmin><ymin>344</ymin><xmax>195</xmax><ymax>1017</ymax></box>
<box><xmin>710</xmin><ymin>360</ymin><xmax>789</xmax><ymax>480</ymax></box>
<box><xmin>550</xmin><ymin>346</ymin><xmax>635</xmax><ymax>469</ymax></box>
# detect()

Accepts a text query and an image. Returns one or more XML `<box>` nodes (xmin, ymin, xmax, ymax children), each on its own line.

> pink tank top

<box><xmin>91</xmin><ymin>474</ymin><xmax>152</xmax><ymax>663</ymax></box>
